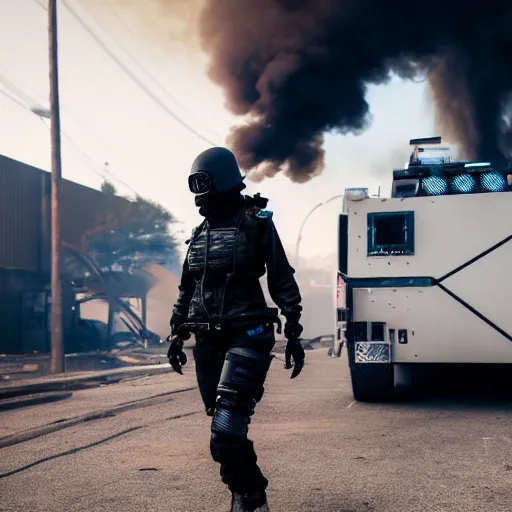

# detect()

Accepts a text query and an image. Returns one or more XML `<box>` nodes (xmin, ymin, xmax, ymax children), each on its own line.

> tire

<box><xmin>350</xmin><ymin>362</ymin><xmax>394</xmax><ymax>402</ymax></box>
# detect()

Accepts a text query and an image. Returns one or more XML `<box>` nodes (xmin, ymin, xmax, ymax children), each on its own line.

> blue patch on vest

<box><xmin>246</xmin><ymin>324</ymin><xmax>264</xmax><ymax>337</ymax></box>
<box><xmin>255</xmin><ymin>209</ymin><xmax>273</xmax><ymax>219</ymax></box>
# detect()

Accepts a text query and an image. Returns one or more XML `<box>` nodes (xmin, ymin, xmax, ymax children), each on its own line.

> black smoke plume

<box><xmin>197</xmin><ymin>0</ymin><xmax>512</xmax><ymax>181</ymax></box>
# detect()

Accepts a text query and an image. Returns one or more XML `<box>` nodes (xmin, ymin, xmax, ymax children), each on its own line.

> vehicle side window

<box><xmin>367</xmin><ymin>211</ymin><xmax>415</xmax><ymax>256</ymax></box>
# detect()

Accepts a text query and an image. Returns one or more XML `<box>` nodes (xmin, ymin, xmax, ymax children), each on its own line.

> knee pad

<box><xmin>211</xmin><ymin>348</ymin><xmax>272</xmax><ymax>437</ymax></box>
<box><xmin>211</xmin><ymin>408</ymin><xmax>251</xmax><ymax>438</ymax></box>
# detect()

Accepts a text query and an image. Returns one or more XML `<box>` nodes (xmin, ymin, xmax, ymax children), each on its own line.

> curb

<box><xmin>0</xmin><ymin>364</ymin><xmax>173</xmax><ymax>401</ymax></box>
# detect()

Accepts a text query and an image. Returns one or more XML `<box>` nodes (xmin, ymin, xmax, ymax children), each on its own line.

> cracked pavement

<box><xmin>1</xmin><ymin>349</ymin><xmax>512</xmax><ymax>511</ymax></box>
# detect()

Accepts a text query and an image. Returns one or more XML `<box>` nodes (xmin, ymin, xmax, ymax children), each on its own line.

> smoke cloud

<box><xmin>194</xmin><ymin>0</ymin><xmax>512</xmax><ymax>181</ymax></box>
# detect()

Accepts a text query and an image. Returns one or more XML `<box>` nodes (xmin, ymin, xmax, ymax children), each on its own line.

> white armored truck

<box><xmin>335</xmin><ymin>137</ymin><xmax>512</xmax><ymax>402</ymax></box>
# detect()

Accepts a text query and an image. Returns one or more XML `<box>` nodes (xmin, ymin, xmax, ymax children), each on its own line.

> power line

<box><xmin>104</xmin><ymin>4</ymin><xmax>224</xmax><ymax>142</ymax></box>
<box><xmin>30</xmin><ymin>0</ymin><xmax>46</xmax><ymax>11</ymax></box>
<box><xmin>31</xmin><ymin>0</ymin><xmax>219</xmax><ymax>143</ymax></box>
<box><xmin>62</xmin><ymin>108</ymin><xmax>144</xmax><ymax>189</ymax></box>
<box><xmin>65</xmin><ymin>136</ymin><xmax>137</xmax><ymax>195</ymax></box>
<box><xmin>40</xmin><ymin>116</ymin><xmax>139</xmax><ymax>195</ymax></box>
<box><xmin>2</xmin><ymin>66</ymin><xmax>147</xmax><ymax>183</ymax></box>
<box><xmin>21</xmin><ymin>0</ymin><xmax>194</xmax><ymax>196</ymax></box>
<box><xmin>81</xmin><ymin>2</ymin><xmax>191</xmax><ymax>114</ymax></box>
<box><xmin>62</xmin><ymin>0</ymin><xmax>218</xmax><ymax>146</ymax></box>
<box><xmin>23</xmin><ymin>2</ymin><xmax>151</xmax><ymax>185</ymax></box>
<box><xmin>0</xmin><ymin>88</ymin><xmax>30</xmax><ymax>110</ymax></box>
<box><xmin>96</xmin><ymin>5</ymin><xmax>195</xmax><ymax>110</ymax></box>
<box><xmin>38</xmin><ymin>116</ymin><xmax>108</xmax><ymax>181</ymax></box>
<box><xmin>1</xmin><ymin>67</ymin><xmax>49</xmax><ymax>107</ymax></box>
<box><xmin>0</xmin><ymin>74</ymin><xmax>42</xmax><ymax>109</ymax></box>
<box><xmin>26</xmin><ymin>0</ymin><xmax>221</xmax><ymax>185</ymax></box>
<box><xmin>1</xmin><ymin>81</ymin><xmax>139</xmax><ymax>195</ymax></box>
<box><xmin>1</xmin><ymin>66</ymin><xmax>144</xmax><ymax>195</ymax></box>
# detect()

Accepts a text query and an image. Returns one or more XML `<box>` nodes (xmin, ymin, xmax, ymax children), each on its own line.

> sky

<box><xmin>0</xmin><ymin>0</ymin><xmax>435</xmax><ymax>267</ymax></box>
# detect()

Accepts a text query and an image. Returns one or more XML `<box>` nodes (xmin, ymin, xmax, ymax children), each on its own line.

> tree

<box><xmin>83</xmin><ymin>195</ymin><xmax>179</xmax><ymax>272</ymax></box>
<box><xmin>101</xmin><ymin>180</ymin><xmax>117</xmax><ymax>195</ymax></box>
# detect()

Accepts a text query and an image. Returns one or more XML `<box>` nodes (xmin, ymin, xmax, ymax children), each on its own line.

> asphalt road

<box><xmin>1</xmin><ymin>349</ymin><xmax>512</xmax><ymax>512</ymax></box>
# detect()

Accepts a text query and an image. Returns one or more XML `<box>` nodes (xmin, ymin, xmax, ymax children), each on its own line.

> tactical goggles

<box><xmin>188</xmin><ymin>171</ymin><xmax>213</xmax><ymax>195</ymax></box>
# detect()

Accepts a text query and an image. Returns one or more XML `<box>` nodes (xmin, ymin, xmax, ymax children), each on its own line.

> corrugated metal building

<box><xmin>0</xmin><ymin>154</ymin><xmax>132</xmax><ymax>354</ymax></box>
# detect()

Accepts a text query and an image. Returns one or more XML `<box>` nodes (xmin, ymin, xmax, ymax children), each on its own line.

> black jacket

<box><xmin>172</xmin><ymin>201</ymin><xmax>302</xmax><ymax>333</ymax></box>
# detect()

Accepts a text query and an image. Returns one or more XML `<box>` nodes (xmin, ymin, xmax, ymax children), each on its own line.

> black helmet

<box><xmin>189</xmin><ymin>147</ymin><xmax>245</xmax><ymax>196</ymax></box>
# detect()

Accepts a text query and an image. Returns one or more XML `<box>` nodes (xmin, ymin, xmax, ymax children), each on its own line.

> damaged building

<box><xmin>0</xmin><ymin>154</ymin><xmax>178</xmax><ymax>355</ymax></box>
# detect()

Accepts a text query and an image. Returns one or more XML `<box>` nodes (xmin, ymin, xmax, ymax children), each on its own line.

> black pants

<box><xmin>193</xmin><ymin>324</ymin><xmax>275</xmax><ymax>495</ymax></box>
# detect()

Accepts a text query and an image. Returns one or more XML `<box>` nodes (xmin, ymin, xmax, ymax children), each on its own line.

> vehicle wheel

<box><xmin>350</xmin><ymin>361</ymin><xmax>394</xmax><ymax>402</ymax></box>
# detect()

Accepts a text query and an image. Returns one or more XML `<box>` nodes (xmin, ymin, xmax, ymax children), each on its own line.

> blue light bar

<box><xmin>480</xmin><ymin>172</ymin><xmax>506</xmax><ymax>192</ymax></box>
<box><xmin>422</xmin><ymin>176</ymin><xmax>448</xmax><ymax>195</ymax></box>
<box><xmin>451</xmin><ymin>174</ymin><xmax>476</xmax><ymax>193</ymax></box>
<box><xmin>392</xmin><ymin>139</ymin><xmax>512</xmax><ymax>197</ymax></box>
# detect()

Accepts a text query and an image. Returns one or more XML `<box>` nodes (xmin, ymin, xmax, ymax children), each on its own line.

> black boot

<box><xmin>242</xmin><ymin>491</ymin><xmax>269</xmax><ymax>512</ymax></box>
<box><xmin>230</xmin><ymin>492</ymin><xmax>245</xmax><ymax>512</ymax></box>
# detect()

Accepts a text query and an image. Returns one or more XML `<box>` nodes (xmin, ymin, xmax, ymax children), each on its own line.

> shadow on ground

<box><xmin>0</xmin><ymin>391</ymin><xmax>73</xmax><ymax>412</ymax></box>
<box><xmin>392</xmin><ymin>364</ymin><xmax>512</xmax><ymax>411</ymax></box>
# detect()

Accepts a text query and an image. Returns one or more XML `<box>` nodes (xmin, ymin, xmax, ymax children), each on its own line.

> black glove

<box><xmin>284</xmin><ymin>320</ymin><xmax>305</xmax><ymax>379</ymax></box>
<box><xmin>166</xmin><ymin>335</ymin><xmax>188</xmax><ymax>375</ymax></box>
<box><xmin>170</xmin><ymin>312</ymin><xmax>191</xmax><ymax>341</ymax></box>
<box><xmin>284</xmin><ymin>321</ymin><xmax>303</xmax><ymax>340</ymax></box>
<box><xmin>285</xmin><ymin>336</ymin><xmax>305</xmax><ymax>379</ymax></box>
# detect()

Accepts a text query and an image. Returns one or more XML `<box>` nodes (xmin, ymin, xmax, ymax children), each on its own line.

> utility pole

<box><xmin>49</xmin><ymin>0</ymin><xmax>64</xmax><ymax>374</ymax></box>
